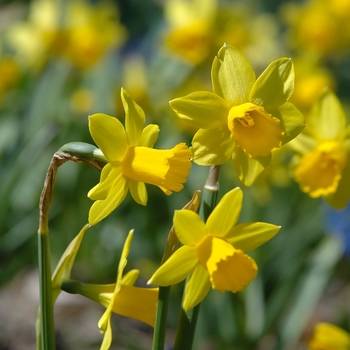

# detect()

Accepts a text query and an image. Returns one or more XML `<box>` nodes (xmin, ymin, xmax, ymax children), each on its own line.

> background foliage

<box><xmin>0</xmin><ymin>0</ymin><xmax>350</xmax><ymax>349</ymax></box>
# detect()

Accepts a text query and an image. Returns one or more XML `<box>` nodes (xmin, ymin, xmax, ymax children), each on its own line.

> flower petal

<box><xmin>212</xmin><ymin>44</ymin><xmax>255</xmax><ymax>105</ymax></box>
<box><xmin>250</xmin><ymin>58</ymin><xmax>294</xmax><ymax>110</ymax></box>
<box><xmin>226</xmin><ymin>222</ymin><xmax>280</xmax><ymax>251</ymax></box>
<box><xmin>89</xmin><ymin>113</ymin><xmax>127</xmax><ymax>163</ymax></box>
<box><xmin>309</xmin><ymin>90</ymin><xmax>347</xmax><ymax>140</ymax></box>
<box><xmin>88</xmin><ymin>164</ymin><xmax>119</xmax><ymax>200</ymax></box>
<box><xmin>210</xmin><ymin>246</ymin><xmax>258</xmax><ymax>293</ymax></box>
<box><xmin>121</xmin><ymin>88</ymin><xmax>145</xmax><ymax>146</ymax></box>
<box><xmin>228</xmin><ymin>103</ymin><xmax>284</xmax><ymax>158</ymax></box>
<box><xmin>128</xmin><ymin>179</ymin><xmax>148</xmax><ymax>205</ymax></box>
<box><xmin>272</xmin><ymin>102</ymin><xmax>305</xmax><ymax>145</ymax></box>
<box><xmin>288</xmin><ymin>131</ymin><xmax>317</xmax><ymax>155</ymax></box>
<box><xmin>121</xmin><ymin>269</ymin><xmax>140</xmax><ymax>286</ymax></box>
<box><xmin>139</xmin><ymin>124</ymin><xmax>159</xmax><ymax>147</ymax></box>
<box><xmin>294</xmin><ymin>143</ymin><xmax>346</xmax><ymax>198</ymax></box>
<box><xmin>112</xmin><ymin>285</ymin><xmax>158</xmax><ymax>327</ymax></box>
<box><xmin>232</xmin><ymin>145</ymin><xmax>271</xmax><ymax>186</ymax></box>
<box><xmin>99</xmin><ymin>316</ymin><xmax>112</xmax><ymax>350</ymax></box>
<box><xmin>148</xmin><ymin>245</ymin><xmax>198</xmax><ymax>286</ymax></box>
<box><xmin>174</xmin><ymin>210</ymin><xmax>207</xmax><ymax>245</ymax></box>
<box><xmin>206</xmin><ymin>188</ymin><xmax>243</xmax><ymax>237</ymax></box>
<box><xmin>169</xmin><ymin>91</ymin><xmax>229</xmax><ymax>129</ymax></box>
<box><xmin>183</xmin><ymin>264</ymin><xmax>211</xmax><ymax>310</ymax></box>
<box><xmin>88</xmin><ymin>173</ymin><xmax>128</xmax><ymax>225</ymax></box>
<box><xmin>326</xmin><ymin>154</ymin><xmax>350</xmax><ymax>209</ymax></box>
<box><xmin>191</xmin><ymin>127</ymin><xmax>234</xmax><ymax>165</ymax></box>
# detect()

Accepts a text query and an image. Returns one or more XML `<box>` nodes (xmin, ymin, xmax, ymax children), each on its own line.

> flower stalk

<box><xmin>174</xmin><ymin>165</ymin><xmax>220</xmax><ymax>350</ymax></box>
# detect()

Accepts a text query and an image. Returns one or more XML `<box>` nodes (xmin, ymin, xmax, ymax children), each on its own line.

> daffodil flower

<box><xmin>62</xmin><ymin>230</ymin><xmax>159</xmax><ymax>350</ymax></box>
<box><xmin>308</xmin><ymin>322</ymin><xmax>350</xmax><ymax>350</ymax></box>
<box><xmin>88</xmin><ymin>88</ymin><xmax>192</xmax><ymax>225</ymax></box>
<box><xmin>148</xmin><ymin>188</ymin><xmax>280</xmax><ymax>310</ymax></box>
<box><xmin>289</xmin><ymin>90</ymin><xmax>350</xmax><ymax>209</ymax></box>
<box><xmin>170</xmin><ymin>44</ymin><xmax>304</xmax><ymax>186</ymax></box>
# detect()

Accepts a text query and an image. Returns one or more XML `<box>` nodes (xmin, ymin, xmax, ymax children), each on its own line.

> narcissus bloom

<box><xmin>308</xmin><ymin>322</ymin><xmax>350</xmax><ymax>350</ymax></box>
<box><xmin>170</xmin><ymin>44</ymin><xmax>304</xmax><ymax>186</ymax></box>
<box><xmin>289</xmin><ymin>90</ymin><xmax>350</xmax><ymax>209</ymax></box>
<box><xmin>148</xmin><ymin>187</ymin><xmax>280</xmax><ymax>310</ymax></box>
<box><xmin>88</xmin><ymin>88</ymin><xmax>192</xmax><ymax>225</ymax></box>
<box><xmin>62</xmin><ymin>230</ymin><xmax>158</xmax><ymax>350</ymax></box>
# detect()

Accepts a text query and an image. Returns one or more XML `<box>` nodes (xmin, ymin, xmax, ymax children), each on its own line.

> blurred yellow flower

<box><xmin>88</xmin><ymin>88</ymin><xmax>192</xmax><ymax>225</ymax></box>
<box><xmin>308</xmin><ymin>322</ymin><xmax>350</xmax><ymax>350</ymax></box>
<box><xmin>281</xmin><ymin>0</ymin><xmax>350</xmax><ymax>57</ymax></box>
<box><xmin>289</xmin><ymin>90</ymin><xmax>350</xmax><ymax>208</ymax></box>
<box><xmin>170</xmin><ymin>44</ymin><xmax>304</xmax><ymax>186</ymax></box>
<box><xmin>0</xmin><ymin>57</ymin><xmax>20</xmax><ymax>100</ymax></box>
<box><xmin>163</xmin><ymin>0</ymin><xmax>217</xmax><ymax>64</ymax></box>
<box><xmin>148</xmin><ymin>188</ymin><xmax>280</xmax><ymax>310</ymax></box>
<box><xmin>6</xmin><ymin>0</ymin><xmax>126</xmax><ymax>70</ymax></box>
<box><xmin>62</xmin><ymin>230</ymin><xmax>158</xmax><ymax>350</ymax></box>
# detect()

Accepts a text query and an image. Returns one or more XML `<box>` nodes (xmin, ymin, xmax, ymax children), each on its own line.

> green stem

<box><xmin>152</xmin><ymin>286</ymin><xmax>171</xmax><ymax>350</ymax></box>
<box><xmin>38</xmin><ymin>231</ymin><xmax>56</xmax><ymax>350</ymax></box>
<box><xmin>152</xmin><ymin>191</ymin><xmax>201</xmax><ymax>350</ymax></box>
<box><xmin>173</xmin><ymin>165</ymin><xmax>220</xmax><ymax>350</ymax></box>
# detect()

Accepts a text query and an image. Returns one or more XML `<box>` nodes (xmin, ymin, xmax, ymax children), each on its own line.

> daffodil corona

<box><xmin>87</xmin><ymin>88</ymin><xmax>192</xmax><ymax>225</ymax></box>
<box><xmin>289</xmin><ymin>90</ymin><xmax>350</xmax><ymax>209</ymax></box>
<box><xmin>170</xmin><ymin>44</ymin><xmax>304</xmax><ymax>186</ymax></box>
<box><xmin>148</xmin><ymin>187</ymin><xmax>280</xmax><ymax>310</ymax></box>
<box><xmin>308</xmin><ymin>322</ymin><xmax>350</xmax><ymax>350</ymax></box>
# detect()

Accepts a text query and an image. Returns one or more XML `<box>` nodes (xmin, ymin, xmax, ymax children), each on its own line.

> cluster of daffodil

<box><xmin>36</xmin><ymin>39</ymin><xmax>350</xmax><ymax>350</ymax></box>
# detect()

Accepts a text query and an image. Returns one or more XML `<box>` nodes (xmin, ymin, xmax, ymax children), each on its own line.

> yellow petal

<box><xmin>121</xmin><ymin>269</ymin><xmax>140</xmax><ymax>286</ymax></box>
<box><xmin>206</xmin><ymin>188</ymin><xmax>243</xmax><ymax>237</ymax></box>
<box><xmin>89</xmin><ymin>113</ymin><xmax>127</xmax><ymax>163</ymax></box>
<box><xmin>148</xmin><ymin>245</ymin><xmax>198</xmax><ymax>286</ymax></box>
<box><xmin>309</xmin><ymin>90</ymin><xmax>347</xmax><ymax>140</ymax></box>
<box><xmin>308</xmin><ymin>323</ymin><xmax>350</xmax><ymax>350</ymax></box>
<box><xmin>197</xmin><ymin>236</ymin><xmax>257</xmax><ymax>293</ymax></box>
<box><xmin>88</xmin><ymin>173</ymin><xmax>128</xmax><ymax>225</ymax></box>
<box><xmin>228</xmin><ymin>102</ymin><xmax>284</xmax><ymax>158</ymax></box>
<box><xmin>88</xmin><ymin>164</ymin><xmax>119</xmax><ymax>200</ymax></box>
<box><xmin>183</xmin><ymin>264</ymin><xmax>211</xmax><ymax>310</ymax></box>
<box><xmin>99</xmin><ymin>316</ymin><xmax>112</xmax><ymax>350</ymax></box>
<box><xmin>326</xmin><ymin>153</ymin><xmax>350</xmax><ymax>209</ymax></box>
<box><xmin>226</xmin><ymin>222</ymin><xmax>280</xmax><ymax>252</ymax></box>
<box><xmin>249</xmin><ymin>58</ymin><xmax>294</xmax><ymax>110</ymax></box>
<box><xmin>191</xmin><ymin>127</ymin><xmax>234</xmax><ymax>165</ymax></box>
<box><xmin>212</xmin><ymin>44</ymin><xmax>255</xmax><ymax>105</ymax></box>
<box><xmin>112</xmin><ymin>285</ymin><xmax>159</xmax><ymax>327</ymax></box>
<box><xmin>173</xmin><ymin>209</ymin><xmax>207</xmax><ymax>245</ymax></box>
<box><xmin>139</xmin><ymin>124</ymin><xmax>159</xmax><ymax>147</ymax></box>
<box><xmin>121</xmin><ymin>88</ymin><xmax>145</xmax><ymax>146</ymax></box>
<box><xmin>232</xmin><ymin>143</ymin><xmax>271</xmax><ymax>187</ymax></box>
<box><xmin>273</xmin><ymin>102</ymin><xmax>305</xmax><ymax>145</ymax></box>
<box><xmin>128</xmin><ymin>179</ymin><xmax>148</xmax><ymax>205</ymax></box>
<box><xmin>294</xmin><ymin>141</ymin><xmax>346</xmax><ymax>198</ymax></box>
<box><xmin>169</xmin><ymin>91</ymin><xmax>230</xmax><ymax>129</ymax></box>
<box><xmin>122</xmin><ymin>143</ymin><xmax>191</xmax><ymax>195</ymax></box>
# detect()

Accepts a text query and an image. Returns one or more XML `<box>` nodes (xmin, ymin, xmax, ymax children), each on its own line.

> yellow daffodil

<box><xmin>148</xmin><ymin>187</ymin><xmax>280</xmax><ymax>310</ymax></box>
<box><xmin>308</xmin><ymin>322</ymin><xmax>350</xmax><ymax>350</ymax></box>
<box><xmin>88</xmin><ymin>88</ymin><xmax>192</xmax><ymax>225</ymax></box>
<box><xmin>170</xmin><ymin>44</ymin><xmax>304</xmax><ymax>186</ymax></box>
<box><xmin>62</xmin><ymin>230</ymin><xmax>158</xmax><ymax>350</ymax></box>
<box><xmin>289</xmin><ymin>90</ymin><xmax>350</xmax><ymax>209</ymax></box>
